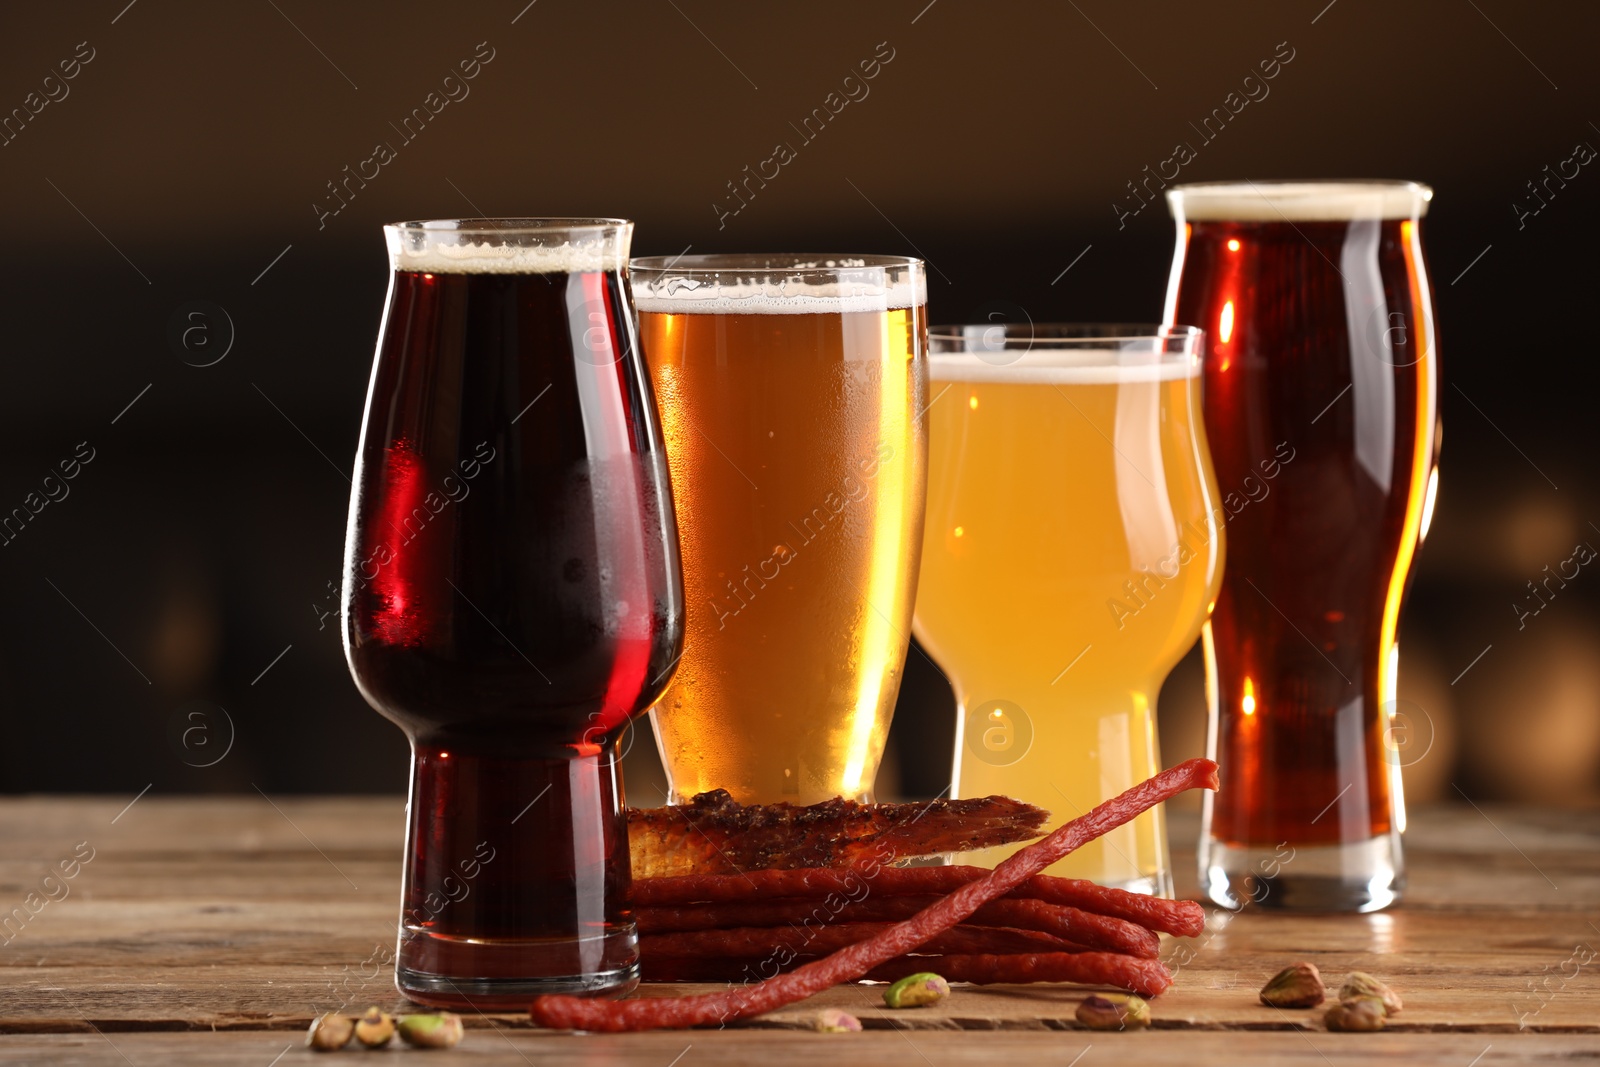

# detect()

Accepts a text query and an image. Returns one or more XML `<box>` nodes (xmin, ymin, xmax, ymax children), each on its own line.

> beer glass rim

<box><xmin>632</xmin><ymin>254</ymin><xmax>925</xmax><ymax>312</ymax></box>
<box><xmin>929</xmin><ymin>324</ymin><xmax>1201</xmax><ymax>378</ymax></box>
<box><xmin>385</xmin><ymin>217</ymin><xmax>631</xmax><ymax>237</ymax></box>
<box><xmin>631</xmin><ymin>252</ymin><xmax>922</xmax><ymax>274</ymax></box>
<box><xmin>1166</xmin><ymin>180</ymin><xmax>1432</xmax><ymax>221</ymax></box>
<box><xmin>930</xmin><ymin>323</ymin><xmax>1201</xmax><ymax>347</ymax></box>
<box><xmin>384</xmin><ymin>219</ymin><xmax>631</xmax><ymax>274</ymax></box>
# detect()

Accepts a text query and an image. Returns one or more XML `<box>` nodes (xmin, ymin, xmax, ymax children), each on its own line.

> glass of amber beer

<box><xmin>1164</xmin><ymin>181</ymin><xmax>1441</xmax><ymax>912</ymax></box>
<box><xmin>913</xmin><ymin>325</ymin><xmax>1223</xmax><ymax>894</ymax></box>
<box><xmin>633</xmin><ymin>254</ymin><xmax>927</xmax><ymax>805</ymax></box>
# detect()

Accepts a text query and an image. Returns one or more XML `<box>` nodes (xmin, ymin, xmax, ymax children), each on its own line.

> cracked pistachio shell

<box><xmin>1339</xmin><ymin>972</ymin><xmax>1402</xmax><ymax>1015</ymax></box>
<box><xmin>1260</xmin><ymin>962</ymin><xmax>1327</xmax><ymax>1008</ymax></box>
<box><xmin>354</xmin><ymin>1006</ymin><xmax>395</xmax><ymax>1047</ymax></box>
<box><xmin>398</xmin><ymin>1012</ymin><xmax>465</xmax><ymax>1048</ymax></box>
<box><xmin>306</xmin><ymin>1013</ymin><xmax>353</xmax><ymax>1051</ymax></box>
<box><xmin>1325</xmin><ymin>996</ymin><xmax>1387</xmax><ymax>1032</ymax></box>
<box><xmin>1076</xmin><ymin>993</ymin><xmax>1151</xmax><ymax>1031</ymax></box>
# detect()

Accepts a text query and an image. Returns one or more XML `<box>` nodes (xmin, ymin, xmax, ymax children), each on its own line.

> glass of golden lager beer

<box><xmin>913</xmin><ymin>324</ymin><xmax>1223</xmax><ymax>893</ymax></box>
<box><xmin>633</xmin><ymin>255</ymin><xmax>928</xmax><ymax>804</ymax></box>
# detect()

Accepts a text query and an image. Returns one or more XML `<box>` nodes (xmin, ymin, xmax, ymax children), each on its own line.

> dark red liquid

<box><xmin>343</xmin><ymin>266</ymin><xmax>682</xmax><ymax>1004</ymax></box>
<box><xmin>1169</xmin><ymin>218</ymin><xmax>1439</xmax><ymax>849</ymax></box>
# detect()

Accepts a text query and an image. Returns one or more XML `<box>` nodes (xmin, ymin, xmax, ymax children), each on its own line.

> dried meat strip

<box><xmin>628</xmin><ymin>791</ymin><xmax>1048</xmax><ymax>878</ymax></box>
<box><xmin>529</xmin><ymin>757</ymin><xmax>1217</xmax><ymax>1031</ymax></box>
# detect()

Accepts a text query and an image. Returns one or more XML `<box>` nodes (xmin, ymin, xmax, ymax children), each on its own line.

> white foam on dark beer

<box><xmin>929</xmin><ymin>348</ymin><xmax>1198</xmax><ymax>385</ymax></box>
<box><xmin>634</xmin><ymin>276</ymin><xmax>926</xmax><ymax>315</ymax></box>
<box><xmin>389</xmin><ymin>241</ymin><xmax>624</xmax><ymax>274</ymax></box>
<box><xmin>1167</xmin><ymin>182</ymin><xmax>1431</xmax><ymax>222</ymax></box>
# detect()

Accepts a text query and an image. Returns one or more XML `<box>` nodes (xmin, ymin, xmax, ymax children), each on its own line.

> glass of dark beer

<box><xmin>1164</xmin><ymin>182</ymin><xmax>1441</xmax><ymax>912</ymax></box>
<box><xmin>342</xmin><ymin>219</ymin><xmax>683</xmax><ymax>1006</ymax></box>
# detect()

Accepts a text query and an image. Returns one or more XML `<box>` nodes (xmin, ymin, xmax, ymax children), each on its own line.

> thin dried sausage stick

<box><xmin>641</xmin><ymin>949</ymin><xmax>1165</xmax><ymax>993</ymax></box>
<box><xmin>641</xmin><ymin>922</ymin><xmax>1081</xmax><ymax>961</ymax></box>
<box><xmin>638</xmin><ymin>894</ymin><xmax>1157</xmax><ymax>957</ymax></box>
<box><xmin>529</xmin><ymin>757</ymin><xmax>1217</xmax><ymax>1031</ymax></box>
<box><xmin>634</xmin><ymin>867</ymin><xmax>1203</xmax><ymax>938</ymax></box>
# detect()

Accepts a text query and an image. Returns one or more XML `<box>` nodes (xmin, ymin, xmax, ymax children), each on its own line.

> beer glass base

<box><xmin>395</xmin><ymin>928</ymin><xmax>640</xmax><ymax>1009</ymax></box>
<box><xmin>397</xmin><ymin>964</ymin><xmax>639</xmax><ymax>1009</ymax></box>
<box><xmin>1201</xmin><ymin>834</ymin><xmax>1404</xmax><ymax>913</ymax></box>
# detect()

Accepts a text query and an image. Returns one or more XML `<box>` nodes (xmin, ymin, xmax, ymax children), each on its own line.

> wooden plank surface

<box><xmin>1</xmin><ymin>796</ymin><xmax>1597</xmax><ymax>1064</ymax></box>
<box><xmin>4</xmin><ymin>1030</ymin><xmax>1599</xmax><ymax>1067</ymax></box>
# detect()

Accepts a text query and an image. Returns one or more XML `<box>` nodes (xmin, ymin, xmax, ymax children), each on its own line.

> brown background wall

<box><xmin>0</xmin><ymin>1</ymin><xmax>1594</xmax><ymax>806</ymax></box>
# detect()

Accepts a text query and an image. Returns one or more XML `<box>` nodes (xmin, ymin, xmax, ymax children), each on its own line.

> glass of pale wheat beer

<box><xmin>1164</xmin><ymin>181</ymin><xmax>1441</xmax><ymax>912</ymax></box>
<box><xmin>343</xmin><ymin>220</ymin><xmax>684</xmax><ymax>1005</ymax></box>
<box><xmin>632</xmin><ymin>254</ymin><xmax>927</xmax><ymax>804</ymax></box>
<box><xmin>913</xmin><ymin>325</ymin><xmax>1223</xmax><ymax>894</ymax></box>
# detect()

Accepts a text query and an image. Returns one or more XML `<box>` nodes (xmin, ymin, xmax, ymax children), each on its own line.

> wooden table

<box><xmin>1</xmin><ymin>797</ymin><xmax>1596</xmax><ymax>1065</ymax></box>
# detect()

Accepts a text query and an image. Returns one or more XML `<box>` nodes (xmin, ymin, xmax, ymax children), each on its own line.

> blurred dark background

<box><xmin>1</xmin><ymin>0</ymin><xmax>1595</xmax><ymax>807</ymax></box>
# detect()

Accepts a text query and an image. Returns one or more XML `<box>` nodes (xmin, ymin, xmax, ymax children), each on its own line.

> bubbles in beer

<box><xmin>929</xmin><ymin>347</ymin><xmax>1199</xmax><ymax>385</ymax></box>
<box><xmin>634</xmin><ymin>286</ymin><xmax>924</xmax><ymax>316</ymax></box>
<box><xmin>633</xmin><ymin>257</ymin><xmax>926</xmax><ymax>316</ymax></box>
<box><xmin>389</xmin><ymin>239</ymin><xmax>624</xmax><ymax>275</ymax></box>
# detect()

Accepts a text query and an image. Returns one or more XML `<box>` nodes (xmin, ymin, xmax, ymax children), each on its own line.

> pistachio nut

<box><xmin>1324</xmin><ymin>996</ymin><xmax>1387</xmax><ymax>1032</ymax></box>
<box><xmin>883</xmin><ymin>972</ymin><xmax>950</xmax><ymax>1009</ymax></box>
<box><xmin>1339</xmin><ymin>971</ymin><xmax>1402</xmax><ymax>1015</ymax></box>
<box><xmin>814</xmin><ymin>1008</ymin><xmax>863</xmax><ymax>1033</ymax></box>
<box><xmin>1075</xmin><ymin>993</ymin><xmax>1151</xmax><ymax>1031</ymax></box>
<box><xmin>354</xmin><ymin>1005</ymin><xmax>396</xmax><ymax>1048</ymax></box>
<box><xmin>1259</xmin><ymin>962</ymin><xmax>1326</xmax><ymax>1008</ymax></box>
<box><xmin>398</xmin><ymin>1011</ymin><xmax>465</xmax><ymax>1048</ymax></box>
<box><xmin>305</xmin><ymin>1012</ymin><xmax>354</xmax><ymax>1051</ymax></box>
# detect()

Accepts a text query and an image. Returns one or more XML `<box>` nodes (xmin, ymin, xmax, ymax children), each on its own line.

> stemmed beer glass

<box><xmin>912</xmin><ymin>325</ymin><xmax>1223</xmax><ymax>894</ymax></box>
<box><xmin>342</xmin><ymin>219</ymin><xmax>683</xmax><ymax>1005</ymax></box>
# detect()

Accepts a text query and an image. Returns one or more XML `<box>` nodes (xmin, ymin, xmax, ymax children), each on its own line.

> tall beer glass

<box><xmin>343</xmin><ymin>220</ymin><xmax>683</xmax><ymax>1006</ymax></box>
<box><xmin>913</xmin><ymin>325</ymin><xmax>1223</xmax><ymax>893</ymax></box>
<box><xmin>633</xmin><ymin>255</ymin><xmax>927</xmax><ymax>805</ymax></box>
<box><xmin>1164</xmin><ymin>181</ymin><xmax>1441</xmax><ymax>912</ymax></box>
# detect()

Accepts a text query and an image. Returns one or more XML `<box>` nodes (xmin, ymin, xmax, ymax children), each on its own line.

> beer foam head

<box><xmin>930</xmin><ymin>348</ymin><xmax>1199</xmax><ymax>384</ymax></box>
<box><xmin>632</xmin><ymin>256</ymin><xmax>926</xmax><ymax>315</ymax></box>
<box><xmin>930</xmin><ymin>326</ymin><xmax>1201</xmax><ymax>384</ymax></box>
<box><xmin>385</xmin><ymin>219</ymin><xmax>629</xmax><ymax>274</ymax></box>
<box><xmin>1167</xmin><ymin>181</ymin><xmax>1432</xmax><ymax>222</ymax></box>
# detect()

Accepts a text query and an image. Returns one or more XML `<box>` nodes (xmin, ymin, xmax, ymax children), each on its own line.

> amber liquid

<box><xmin>344</xmin><ymin>267</ymin><xmax>682</xmax><ymax>1005</ymax></box>
<box><xmin>1169</xmin><ymin>218</ymin><xmax>1439</xmax><ymax>849</ymax></box>
<box><xmin>637</xmin><ymin>305</ymin><xmax>927</xmax><ymax>805</ymax></box>
<box><xmin>914</xmin><ymin>361</ymin><xmax>1222</xmax><ymax>889</ymax></box>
